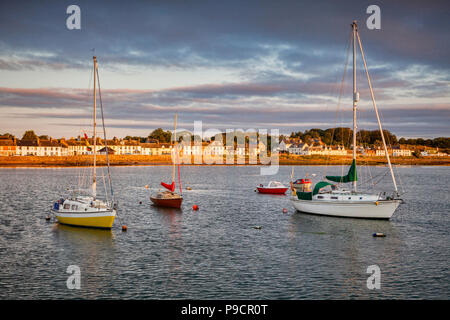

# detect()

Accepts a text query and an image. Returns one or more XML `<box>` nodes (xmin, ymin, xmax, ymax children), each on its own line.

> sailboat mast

<box><xmin>352</xmin><ymin>21</ymin><xmax>358</xmax><ymax>192</ymax></box>
<box><xmin>172</xmin><ymin>113</ymin><xmax>177</xmax><ymax>183</ymax></box>
<box><xmin>93</xmin><ymin>56</ymin><xmax>97</xmax><ymax>199</ymax></box>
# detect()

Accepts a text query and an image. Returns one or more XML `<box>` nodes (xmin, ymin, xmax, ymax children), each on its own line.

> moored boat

<box><xmin>150</xmin><ymin>191</ymin><xmax>183</xmax><ymax>208</ymax></box>
<box><xmin>150</xmin><ymin>113</ymin><xmax>183</xmax><ymax>209</ymax></box>
<box><xmin>290</xmin><ymin>21</ymin><xmax>403</xmax><ymax>219</ymax></box>
<box><xmin>51</xmin><ymin>56</ymin><xmax>117</xmax><ymax>229</ymax></box>
<box><xmin>256</xmin><ymin>181</ymin><xmax>288</xmax><ymax>194</ymax></box>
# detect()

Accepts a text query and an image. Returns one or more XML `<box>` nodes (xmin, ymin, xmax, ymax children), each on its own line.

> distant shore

<box><xmin>0</xmin><ymin>154</ymin><xmax>449</xmax><ymax>167</ymax></box>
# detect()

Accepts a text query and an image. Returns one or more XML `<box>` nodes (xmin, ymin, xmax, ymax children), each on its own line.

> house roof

<box><xmin>0</xmin><ymin>139</ymin><xmax>15</xmax><ymax>146</ymax></box>
<box><xmin>98</xmin><ymin>146</ymin><xmax>115</xmax><ymax>153</ymax></box>
<box><xmin>17</xmin><ymin>139</ymin><xmax>39</xmax><ymax>147</ymax></box>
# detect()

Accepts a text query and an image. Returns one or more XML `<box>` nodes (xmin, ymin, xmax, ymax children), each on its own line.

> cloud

<box><xmin>0</xmin><ymin>0</ymin><xmax>449</xmax><ymax>138</ymax></box>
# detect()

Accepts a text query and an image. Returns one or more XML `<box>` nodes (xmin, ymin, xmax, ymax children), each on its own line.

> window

<box><xmin>317</xmin><ymin>196</ymin><xmax>324</xmax><ymax>199</ymax></box>
<box><xmin>71</xmin><ymin>205</ymin><xmax>78</xmax><ymax>211</ymax></box>
<box><xmin>64</xmin><ymin>204</ymin><xmax>70</xmax><ymax>209</ymax></box>
<box><xmin>331</xmin><ymin>196</ymin><xmax>338</xmax><ymax>199</ymax></box>
<box><xmin>360</xmin><ymin>197</ymin><xmax>363</xmax><ymax>200</ymax></box>
<box><xmin>348</xmin><ymin>197</ymin><xmax>352</xmax><ymax>200</ymax></box>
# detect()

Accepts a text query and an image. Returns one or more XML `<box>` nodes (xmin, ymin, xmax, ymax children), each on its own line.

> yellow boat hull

<box><xmin>55</xmin><ymin>211</ymin><xmax>116</xmax><ymax>229</ymax></box>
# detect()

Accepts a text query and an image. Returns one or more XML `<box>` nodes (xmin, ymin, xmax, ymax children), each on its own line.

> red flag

<box><xmin>84</xmin><ymin>133</ymin><xmax>88</xmax><ymax>139</ymax></box>
<box><xmin>161</xmin><ymin>181</ymin><xmax>175</xmax><ymax>192</ymax></box>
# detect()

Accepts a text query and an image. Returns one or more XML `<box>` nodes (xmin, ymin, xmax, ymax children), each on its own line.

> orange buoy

<box><xmin>282</xmin><ymin>208</ymin><xmax>288</xmax><ymax>213</ymax></box>
<box><xmin>122</xmin><ymin>225</ymin><xmax>128</xmax><ymax>232</ymax></box>
<box><xmin>193</xmin><ymin>204</ymin><xmax>199</xmax><ymax>211</ymax></box>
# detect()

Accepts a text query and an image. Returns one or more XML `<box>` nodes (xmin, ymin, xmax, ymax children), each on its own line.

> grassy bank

<box><xmin>0</xmin><ymin>154</ymin><xmax>449</xmax><ymax>167</ymax></box>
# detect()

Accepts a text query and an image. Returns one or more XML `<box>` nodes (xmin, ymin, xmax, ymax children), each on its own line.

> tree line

<box><xmin>289</xmin><ymin>128</ymin><xmax>450</xmax><ymax>149</ymax></box>
<box><xmin>3</xmin><ymin>129</ymin><xmax>449</xmax><ymax>150</ymax></box>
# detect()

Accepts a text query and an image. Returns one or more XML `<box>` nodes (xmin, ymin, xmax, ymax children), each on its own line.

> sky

<box><xmin>0</xmin><ymin>0</ymin><xmax>449</xmax><ymax>139</ymax></box>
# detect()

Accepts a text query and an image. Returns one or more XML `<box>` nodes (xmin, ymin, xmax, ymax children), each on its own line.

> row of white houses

<box><xmin>279</xmin><ymin>140</ymin><xmax>418</xmax><ymax>157</ymax></box>
<box><xmin>4</xmin><ymin>136</ymin><xmax>440</xmax><ymax>158</ymax></box>
<box><xmin>6</xmin><ymin>138</ymin><xmax>268</xmax><ymax>157</ymax></box>
<box><xmin>280</xmin><ymin>142</ymin><xmax>348</xmax><ymax>156</ymax></box>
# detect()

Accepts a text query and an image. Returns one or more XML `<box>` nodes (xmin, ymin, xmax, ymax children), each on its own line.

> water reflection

<box><xmin>151</xmin><ymin>206</ymin><xmax>185</xmax><ymax>297</ymax></box>
<box><xmin>52</xmin><ymin>223</ymin><xmax>115</xmax><ymax>244</ymax></box>
<box><xmin>0</xmin><ymin>166</ymin><xmax>447</xmax><ymax>299</ymax></box>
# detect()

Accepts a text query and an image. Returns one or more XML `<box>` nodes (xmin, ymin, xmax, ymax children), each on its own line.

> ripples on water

<box><xmin>0</xmin><ymin>165</ymin><xmax>448</xmax><ymax>299</ymax></box>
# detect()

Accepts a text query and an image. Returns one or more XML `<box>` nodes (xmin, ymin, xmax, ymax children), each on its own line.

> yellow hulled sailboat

<box><xmin>51</xmin><ymin>56</ymin><xmax>117</xmax><ymax>229</ymax></box>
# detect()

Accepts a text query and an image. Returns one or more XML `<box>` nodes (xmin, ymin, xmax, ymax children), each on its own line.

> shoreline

<box><xmin>0</xmin><ymin>155</ymin><xmax>449</xmax><ymax>167</ymax></box>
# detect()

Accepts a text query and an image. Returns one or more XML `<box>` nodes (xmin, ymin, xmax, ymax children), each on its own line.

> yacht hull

<box><xmin>53</xmin><ymin>210</ymin><xmax>116</xmax><ymax>229</ymax></box>
<box><xmin>291</xmin><ymin>198</ymin><xmax>400</xmax><ymax>219</ymax></box>
<box><xmin>150</xmin><ymin>195</ymin><xmax>183</xmax><ymax>208</ymax></box>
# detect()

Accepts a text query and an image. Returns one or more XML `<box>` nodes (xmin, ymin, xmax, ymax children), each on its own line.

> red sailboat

<box><xmin>150</xmin><ymin>113</ymin><xmax>183</xmax><ymax>208</ymax></box>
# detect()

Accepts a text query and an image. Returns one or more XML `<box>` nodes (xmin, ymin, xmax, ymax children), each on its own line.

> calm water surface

<box><xmin>0</xmin><ymin>165</ymin><xmax>448</xmax><ymax>299</ymax></box>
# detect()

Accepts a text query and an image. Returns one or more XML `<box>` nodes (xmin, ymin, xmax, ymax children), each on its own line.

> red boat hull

<box><xmin>150</xmin><ymin>197</ymin><xmax>183</xmax><ymax>208</ymax></box>
<box><xmin>256</xmin><ymin>187</ymin><xmax>288</xmax><ymax>194</ymax></box>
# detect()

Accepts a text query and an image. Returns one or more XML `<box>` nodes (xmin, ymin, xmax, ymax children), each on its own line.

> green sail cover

<box><xmin>312</xmin><ymin>181</ymin><xmax>334</xmax><ymax>195</ymax></box>
<box><xmin>325</xmin><ymin>159</ymin><xmax>357</xmax><ymax>183</ymax></box>
<box><xmin>296</xmin><ymin>181</ymin><xmax>334</xmax><ymax>200</ymax></box>
<box><xmin>296</xmin><ymin>191</ymin><xmax>312</xmax><ymax>200</ymax></box>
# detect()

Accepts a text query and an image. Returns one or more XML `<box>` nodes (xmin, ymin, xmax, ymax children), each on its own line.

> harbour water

<box><xmin>0</xmin><ymin>165</ymin><xmax>448</xmax><ymax>299</ymax></box>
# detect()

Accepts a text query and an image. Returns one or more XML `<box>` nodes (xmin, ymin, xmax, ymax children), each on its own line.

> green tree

<box><xmin>22</xmin><ymin>130</ymin><xmax>37</xmax><ymax>140</ymax></box>
<box><xmin>149</xmin><ymin>128</ymin><xmax>172</xmax><ymax>143</ymax></box>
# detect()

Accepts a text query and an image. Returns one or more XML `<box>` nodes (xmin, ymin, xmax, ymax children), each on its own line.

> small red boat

<box><xmin>150</xmin><ymin>113</ymin><xmax>184</xmax><ymax>209</ymax></box>
<box><xmin>256</xmin><ymin>181</ymin><xmax>288</xmax><ymax>194</ymax></box>
<box><xmin>150</xmin><ymin>191</ymin><xmax>183</xmax><ymax>208</ymax></box>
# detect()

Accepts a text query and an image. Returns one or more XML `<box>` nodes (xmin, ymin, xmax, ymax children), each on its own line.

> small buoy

<box><xmin>139</xmin><ymin>201</ymin><xmax>142</xmax><ymax>204</ymax></box>
<box><xmin>144</xmin><ymin>185</ymin><xmax>149</xmax><ymax>189</ymax></box>
<box><xmin>45</xmin><ymin>215</ymin><xmax>51</xmax><ymax>221</ymax></box>
<box><xmin>253</xmin><ymin>226</ymin><xmax>262</xmax><ymax>230</ymax></box>
<box><xmin>375</xmin><ymin>201</ymin><xmax>379</xmax><ymax>206</ymax></box>
<box><xmin>122</xmin><ymin>225</ymin><xmax>128</xmax><ymax>232</ymax></box>
<box><xmin>186</xmin><ymin>186</ymin><xmax>192</xmax><ymax>190</ymax></box>
<box><xmin>282</xmin><ymin>208</ymin><xmax>288</xmax><ymax>213</ymax></box>
<box><xmin>193</xmin><ymin>204</ymin><xmax>199</xmax><ymax>211</ymax></box>
<box><xmin>373</xmin><ymin>232</ymin><xmax>386</xmax><ymax>237</ymax></box>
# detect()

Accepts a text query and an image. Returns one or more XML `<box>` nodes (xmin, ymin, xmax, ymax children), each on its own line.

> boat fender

<box><xmin>375</xmin><ymin>201</ymin><xmax>379</xmax><ymax>206</ymax></box>
<box><xmin>282</xmin><ymin>208</ymin><xmax>288</xmax><ymax>213</ymax></box>
<box><xmin>122</xmin><ymin>225</ymin><xmax>128</xmax><ymax>232</ymax></box>
<box><xmin>193</xmin><ymin>204</ymin><xmax>199</xmax><ymax>211</ymax></box>
<box><xmin>373</xmin><ymin>233</ymin><xmax>386</xmax><ymax>237</ymax></box>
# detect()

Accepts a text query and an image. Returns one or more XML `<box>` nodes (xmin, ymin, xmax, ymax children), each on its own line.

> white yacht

<box><xmin>291</xmin><ymin>21</ymin><xmax>403</xmax><ymax>219</ymax></box>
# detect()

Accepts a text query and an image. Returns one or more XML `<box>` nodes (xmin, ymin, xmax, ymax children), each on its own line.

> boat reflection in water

<box><xmin>50</xmin><ymin>223</ymin><xmax>116</xmax><ymax>297</ymax></box>
<box><xmin>51</xmin><ymin>223</ymin><xmax>115</xmax><ymax>245</ymax></box>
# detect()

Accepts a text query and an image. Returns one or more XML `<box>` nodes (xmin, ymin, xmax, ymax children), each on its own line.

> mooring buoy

<box><xmin>373</xmin><ymin>232</ymin><xmax>386</xmax><ymax>237</ymax></box>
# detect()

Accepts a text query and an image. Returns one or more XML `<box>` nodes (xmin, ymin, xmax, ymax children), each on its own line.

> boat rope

<box><xmin>176</xmin><ymin>143</ymin><xmax>182</xmax><ymax>195</ymax></box>
<box><xmin>356</xmin><ymin>31</ymin><xmax>398</xmax><ymax>192</ymax></box>
<box><xmin>96</xmin><ymin>61</ymin><xmax>122</xmax><ymax>226</ymax></box>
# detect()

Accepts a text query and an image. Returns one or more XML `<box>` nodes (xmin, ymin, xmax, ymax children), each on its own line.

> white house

<box><xmin>392</xmin><ymin>146</ymin><xmax>412</xmax><ymax>157</ymax></box>
<box><xmin>288</xmin><ymin>143</ymin><xmax>309</xmax><ymax>155</ymax></box>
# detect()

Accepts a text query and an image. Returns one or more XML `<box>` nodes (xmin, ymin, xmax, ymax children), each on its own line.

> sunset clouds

<box><xmin>0</xmin><ymin>0</ymin><xmax>449</xmax><ymax>138</ymax></box>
